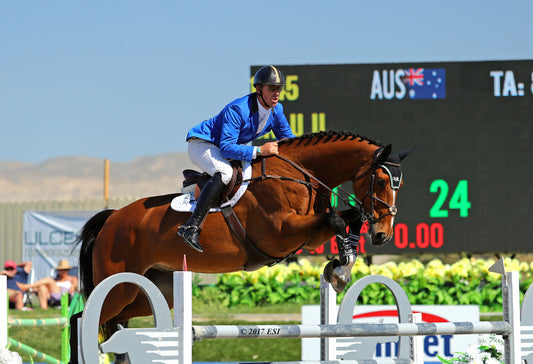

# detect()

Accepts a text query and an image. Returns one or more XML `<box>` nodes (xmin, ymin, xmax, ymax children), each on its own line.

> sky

<box><xmin>2</xmin><ymin>1</ymin><xmax>533</xmax><ymax>164</ymax></box>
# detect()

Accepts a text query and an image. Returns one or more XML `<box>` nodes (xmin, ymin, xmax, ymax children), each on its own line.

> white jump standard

<box><xmin>77</xmin><ymin>258</ymin><xmax>532</xmax><ymax>364</ymax></box>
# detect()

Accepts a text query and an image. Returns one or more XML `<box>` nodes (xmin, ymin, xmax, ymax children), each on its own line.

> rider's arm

<box><xmin>218</xmin><ymin>106</ymin><xmax>256</xmax><ymax>162</ymax></box>
<box><xmin>20</xmin><ymin>261</ymin><xmax>32</xmax><ymax>274</ymax></box>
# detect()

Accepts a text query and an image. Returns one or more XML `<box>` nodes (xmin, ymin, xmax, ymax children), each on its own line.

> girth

<box><xmin>220</xmin><ymin>205</ymin><xmax>297</xmax><ymax>271</ymax></box>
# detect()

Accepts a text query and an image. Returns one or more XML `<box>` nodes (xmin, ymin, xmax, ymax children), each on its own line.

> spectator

<box><xmin>1</xmin><ymin>260</ymin><xmax>32</xmax><ymax>310</ymax></box>
<box><xmin>17</xmin><ymin>260</ymin><xmax>78</xmax><ymax>309</ymax></box>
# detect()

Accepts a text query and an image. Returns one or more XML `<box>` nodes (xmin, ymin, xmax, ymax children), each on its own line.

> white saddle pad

<box><xmin>170</xmin><ymin>161</ymin><xmax>252</xmax><ymax>213</ymax></box>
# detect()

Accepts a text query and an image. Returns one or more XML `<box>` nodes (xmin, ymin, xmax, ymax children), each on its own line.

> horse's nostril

<box><xmin>373</xmin><ymin>232</ymin><xmax>392</xmax><ymax>246</ymax></box>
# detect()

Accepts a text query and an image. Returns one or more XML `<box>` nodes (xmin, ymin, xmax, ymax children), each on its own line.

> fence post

<box><xmin>410</xmin><ymin>312</ymin><xmax>423</xmax><ymax>363</ymax></box>
<box><xmin>503</xmin><ymin>271</ymin><xmax>521</xmax><ymax>364</ymax></box>
<box><xmin>0</xmin><ymin>275</ymin><xmax>7</xmax><ymax>348</ymax></box>
<box><xmin>490</xmin><ymin>258</ymin><xmax>522</xmax><ymax>364</ymax></box>
<box><xmin>60</xmin><ymin>292</ymin><xmax>69</xmax><ymax>363</ymax></box>
<box><xmin>320</xmin><ymin>274</ymin><xmax>337</xmax><ymax>361</ymax></box>
<box><xmin>174</xmin><ymin>271</ymin><xmax>193</xmax><ymax>364</ymax></box>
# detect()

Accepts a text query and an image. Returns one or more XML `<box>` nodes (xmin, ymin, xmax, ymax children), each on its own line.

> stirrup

<box><xmin>177</xmin><ymin>225</ymin><xmax>204</xmax><ymax>252</ymax></box>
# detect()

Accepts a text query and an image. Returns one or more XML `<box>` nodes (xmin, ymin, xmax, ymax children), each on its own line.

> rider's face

<box><xmin>258</xmin><ymin>84</ymin><xmax>282</xmax><ymax>108</ymax></box>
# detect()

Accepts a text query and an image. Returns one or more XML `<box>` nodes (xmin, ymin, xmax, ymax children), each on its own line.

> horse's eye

<box><xmin>377</xmin><ymin>178</ymin><xmax>386</xmax><ymax>187</ymax></box>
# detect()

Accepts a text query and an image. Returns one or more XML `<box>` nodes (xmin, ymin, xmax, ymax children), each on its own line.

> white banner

<box><xmin>22</xmin><ymin>210</ymin><xmax>98</xmax><ymax>281</ymax></box>
<box><xmin>302</xmin><ymin>304</ymin><xmax>479</xmax><ymax>364</ymax></box>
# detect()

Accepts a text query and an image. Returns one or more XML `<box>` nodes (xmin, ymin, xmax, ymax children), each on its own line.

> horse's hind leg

<box><xmin>97</xmin><ymin>283</ymin><xmax>142</xmax><ymax>327</ymax></box>
<box><xmin>112</xmin><ymin>268</ymin><xmax>174</xmax><ymax>322</ymax></box>
<box><xmin>111</xmin><ymin>281</ymin><xmax>174</xmax><ymax>324</ymax></box>
<box><xmin>98</xmin><ymin>269</ymin><xmax>173</xmax><ymax>341</ymax></box>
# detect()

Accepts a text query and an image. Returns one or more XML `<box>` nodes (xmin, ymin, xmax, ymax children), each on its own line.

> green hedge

<box><xmin>192</xmin><ymin>257</ymin><xmax>533</xmax><ymax>312</ymax></box>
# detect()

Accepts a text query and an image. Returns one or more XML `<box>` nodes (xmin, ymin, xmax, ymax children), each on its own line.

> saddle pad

<box><xmin>170</xmin><ymin>161</ymin><xmax>252</xmax><ymax>213</ymax></box>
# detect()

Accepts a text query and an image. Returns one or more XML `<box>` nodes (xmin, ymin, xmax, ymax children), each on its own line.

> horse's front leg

<box><xmin>323</xmin><ymin>212</ymin><xmax>363</xmax><ymax>293</ymax></box>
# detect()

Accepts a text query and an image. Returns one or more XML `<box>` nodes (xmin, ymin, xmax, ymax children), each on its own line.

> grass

<box><xmin>190</xmin><ymin>296</ymin><xmax>303</xmax><ymax>316</ymax></box>
<box><xmin>7</xmin><ymin>307</ymin><xmax>68</xmax><ymax>362</ymax></box>
<box><xmin>190</xmin><ymin>322</ymin><xmax>300</xmax><ymax>362</ymax></box>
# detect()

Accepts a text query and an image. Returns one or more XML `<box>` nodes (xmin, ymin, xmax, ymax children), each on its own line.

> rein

<box><xmin>244</xmin><ymin>154</ymin><xmax>400</xmax><ymax>225</ymax></box>
<box><xmin>243</xmin><ymin>155</ymin><xmax>381</xmax><ymax>224</ymax></box>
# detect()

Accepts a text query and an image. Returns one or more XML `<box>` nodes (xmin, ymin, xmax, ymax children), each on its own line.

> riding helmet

<box><xmin>253</xmin><ymin>66</ymin><xmax>286</xmax><ymax>87</ymax></box>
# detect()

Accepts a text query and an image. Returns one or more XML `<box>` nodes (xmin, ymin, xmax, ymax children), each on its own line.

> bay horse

<box><xmin>71</xmin><ymin>130</ymin><xmax>411</xmax><ymax>363</ymax></box>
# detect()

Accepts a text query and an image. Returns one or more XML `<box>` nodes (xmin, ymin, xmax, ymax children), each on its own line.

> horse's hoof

<box><xmin>114</xmin><ymin>353</ymin><xmax>130</xmax><ymax>364</ymax></box>
<box><xmin>331</xmin><ymin>263</ymin><xmax>353</xmax><ymax>293</ymax></box>
<box><xmin>323</xmin><ymin>259</ymin><xmax>341</xmax><ymax>283</ymax></box>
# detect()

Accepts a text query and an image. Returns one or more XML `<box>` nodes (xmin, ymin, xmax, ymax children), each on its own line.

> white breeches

<box><xmin>187</xmin><ymin>138</ymin><xmax>233</xmax><ymax>185</ymax></box>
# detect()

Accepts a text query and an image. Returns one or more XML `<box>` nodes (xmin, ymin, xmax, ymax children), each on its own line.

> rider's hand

<box><xmin>259</xmin><ymin>141</ymin><xmax>279</xmax><ymax>156</ymax></box>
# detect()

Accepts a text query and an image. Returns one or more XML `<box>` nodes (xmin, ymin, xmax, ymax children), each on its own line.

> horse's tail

<box><xmin>75</xmin><ymin>209</ymin><xmax>115</xmax><ymax>300</ymax></box>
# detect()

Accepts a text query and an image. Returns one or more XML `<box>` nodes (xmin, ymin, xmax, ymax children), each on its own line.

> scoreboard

<box><xmin>251</xmin><ymin>61</ymin><xmax>533</xmax><ymax>255</ymax></box>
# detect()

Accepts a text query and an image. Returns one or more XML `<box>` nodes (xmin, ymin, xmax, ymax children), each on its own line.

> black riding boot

<box><xmin>177</xmin><ymin>172</ymin><xmax>226</xmax><ymax>252</ymax></box>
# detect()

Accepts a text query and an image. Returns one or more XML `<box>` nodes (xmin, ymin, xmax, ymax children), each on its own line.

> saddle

<box><xmin>181</xmin><ymin>160</ymin><xmax>283</xmax><ymax>271</ymax></box>
<box><xmin>182</xmin><ymin>160</ymin><xmax>243</xmax><ymax>203</ymax></box>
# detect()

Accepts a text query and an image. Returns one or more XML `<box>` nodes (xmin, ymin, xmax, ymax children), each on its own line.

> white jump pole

<box><xmin>0</xmin><ymin>275</ymin><xmax>7</xmax><ymax>348</ymax></box>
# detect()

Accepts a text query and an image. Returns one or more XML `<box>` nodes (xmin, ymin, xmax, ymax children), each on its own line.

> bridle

<box><xmin>245</xmin><ymin>152</ymin><xmax>402</xmax><ymax>226</ymax></box>
<box><xmin>351</xmin><ymin>160</ymin><xmax>402</xmax><ymax>225</ymax></box>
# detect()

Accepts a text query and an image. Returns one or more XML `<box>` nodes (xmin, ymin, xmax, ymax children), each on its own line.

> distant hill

<box><xmin>0</xmin><ymin>153</ymin><xmax>196</xmax><ymax>202</ymax></box>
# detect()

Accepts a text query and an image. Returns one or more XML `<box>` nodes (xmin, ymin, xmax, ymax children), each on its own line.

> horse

<box><xmin>70</xmin><ymin>130</ymin><xmax>412</xmax><ymax>363</ymax></box>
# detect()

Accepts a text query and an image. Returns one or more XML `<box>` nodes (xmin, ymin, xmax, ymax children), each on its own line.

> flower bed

<box><xmin>192</xmin><ymin>257</ymin><xmax>533</xmax><ymax>312</ymax></box>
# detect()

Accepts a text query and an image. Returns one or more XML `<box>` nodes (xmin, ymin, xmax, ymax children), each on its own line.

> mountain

<box><xmin>0</xmin><ymin>153</ymin><xmax>197</xmax><ymax>202</ymax></box>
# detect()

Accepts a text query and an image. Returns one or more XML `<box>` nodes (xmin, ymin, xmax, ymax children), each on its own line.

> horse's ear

<box><xmin>397</xmin><ymin>147</ymin><xmax>416</xmax><ymax>161</ymax></box>
<box><xmin>374</xmin><ymin>144</ymin><xmax>392</xmax><ymax>164</ymax></box>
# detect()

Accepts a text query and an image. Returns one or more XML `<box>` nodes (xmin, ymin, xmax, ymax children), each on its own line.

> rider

<box><xmin>178</xmin><ymin>65</ymin><xmax>296</xmax><ymax>252</ymax></box>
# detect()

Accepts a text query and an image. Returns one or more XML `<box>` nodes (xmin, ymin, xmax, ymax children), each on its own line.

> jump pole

<box><xmin>192</xmin><ymin>321</ymin><xmax>510</xmax><ymax>339</ymax></box>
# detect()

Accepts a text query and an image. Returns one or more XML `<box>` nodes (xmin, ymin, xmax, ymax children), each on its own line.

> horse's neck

<box><xmin>282</xmin><ymin>140</ymin><xmax>377</xmax><ymax>188</ymax></box>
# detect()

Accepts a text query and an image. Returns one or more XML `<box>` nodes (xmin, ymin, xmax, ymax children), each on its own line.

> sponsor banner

<box><xmin>302</xmin><ymin>304</ymin><xmax>479</xmax><ymax>364</ymax></box>
<box><xmin>22</xmin><ymin>211</ymin><xmax>97</xmax><ymax>281</ymax></box>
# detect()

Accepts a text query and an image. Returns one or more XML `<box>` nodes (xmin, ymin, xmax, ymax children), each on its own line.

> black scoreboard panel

<box><xmin>251</xmin><ymin>61</ymin><xmax>533</xmax><ymax>255</ymax></box>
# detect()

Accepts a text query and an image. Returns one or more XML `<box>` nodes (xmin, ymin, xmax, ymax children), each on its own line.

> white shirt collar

<box><xmin>256</xmin><ymin>98</ymin><xmax>271</xmax><ymax>135</ymax></box>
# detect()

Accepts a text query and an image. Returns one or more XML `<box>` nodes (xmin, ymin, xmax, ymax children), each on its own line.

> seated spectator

<box><xmin>17</xmin><ymin>260</ymin><xmax>78</xmax><ymax>309</ymax></box>
<box><xmin>1</xmin><ymin>260</ymin><xmax>32</xmax><ymax>310</ymax></box>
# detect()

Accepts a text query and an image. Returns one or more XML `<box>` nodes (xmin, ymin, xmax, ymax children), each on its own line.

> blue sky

<box><xmin>2</xmin><ymin>1</ymin><xmax>532</xmax><ymax>163</ymax></box>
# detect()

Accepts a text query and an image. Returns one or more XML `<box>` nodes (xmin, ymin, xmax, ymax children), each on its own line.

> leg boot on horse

<box><xmin>177</xmin><ymin>172</ymin><xmax>226</xmax><ymax>252</ymax></box>
<box><xmin>324</xmin><ymin>217</ymin><xmax>363</xmax><ymax>292</ymax></box>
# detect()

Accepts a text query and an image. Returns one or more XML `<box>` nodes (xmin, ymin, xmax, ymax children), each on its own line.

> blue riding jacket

<box><xmin>186</xmin><ymin>93</ymin><xmax>295</xmax><ymax>162</ymax></box>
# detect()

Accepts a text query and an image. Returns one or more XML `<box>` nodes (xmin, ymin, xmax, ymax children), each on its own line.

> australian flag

<box><xmin>403</xmin><ymin>68</ymin><xmax>446</xmax><ymax>99</ymax></box>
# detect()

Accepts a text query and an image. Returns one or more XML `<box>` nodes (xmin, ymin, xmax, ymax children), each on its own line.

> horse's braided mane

<box><xmin>278</xmin><ymin>130</ymin><xmax>383</xmax><ymax>147</ymax></box>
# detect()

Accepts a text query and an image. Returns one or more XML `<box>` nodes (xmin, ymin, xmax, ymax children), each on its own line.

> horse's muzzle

<box><xmin>370</xmin><ymin>231</ymin><xmax>392</xmax><ymax>246</ymax></box>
